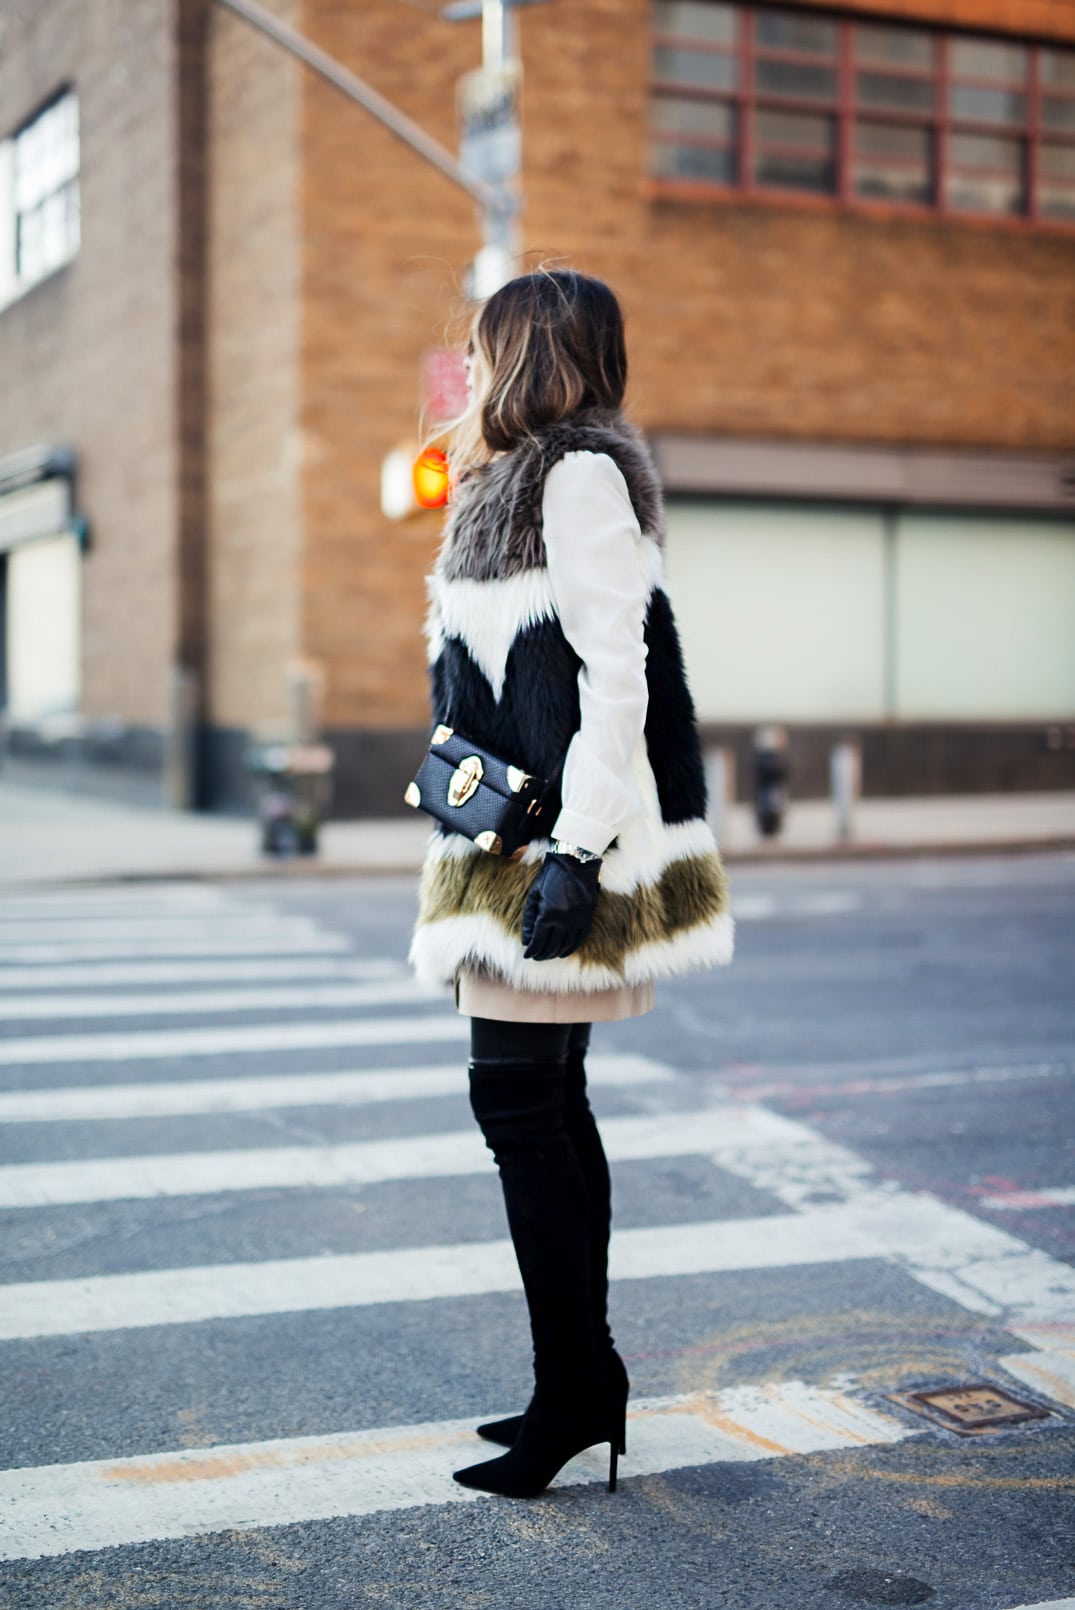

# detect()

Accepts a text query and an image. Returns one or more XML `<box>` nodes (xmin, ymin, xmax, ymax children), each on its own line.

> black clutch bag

<box><xmin>404</xmin><ymin>724</ymin><xmax>559</xmax><ymax>858</ymax></box>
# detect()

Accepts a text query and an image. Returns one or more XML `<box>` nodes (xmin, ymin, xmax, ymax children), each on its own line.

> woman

<box><xmin>407</xmin><ymin>267</ymin><xmax>734</xmax><ymax>1497</ymax></box>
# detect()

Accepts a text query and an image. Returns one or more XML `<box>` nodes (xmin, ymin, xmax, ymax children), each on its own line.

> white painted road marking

<box><xmin>0</xmin><ymin>1053</ymin><xmax>673</xmax><ymax>1123</ymax></box>
<box><xmin>979</xmin><ymin>1186</ymin><xmax>1075</xmax><ymax>1210</ymax></box>
<box><xmin>0</xmin><ymin>1104</ymin><xmax>814</xmax><ymax>1206</ymax></box>
<box><xmin>0</xmin><ymin>934</ymin><xmax>353</xmax><ymax>964</ymax></box>
<box><xmin>0</xmin><ymin>1012</ymin><xmax>466</xmax><ymax>1064</ymax></box>
<box><xmin>0</xmin><ymin>956</ymin><xmax>406</xmax><ymax>991</ymax></box>
<box><xmin>0</xmin><ymin>977</ymin><xmax>447</xmax><ymax>1020</ymax></box>
<box><xmin>0</xmin><ymin>1381</ymin><xmax>914</xmax><ymax>1561</ymax></box>
<box><xmin>0</xmin><ymin>916</ymin><xmax>339</xmax><ymax>943</ymax></box>
<box><xmin>3</xmin><ymin>1191</ymin><xmax>1074</xmax><ymax>1342</ymax></box>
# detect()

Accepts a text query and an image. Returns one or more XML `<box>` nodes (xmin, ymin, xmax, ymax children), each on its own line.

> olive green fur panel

<box><xmin>410</xmin><ymin>840</ymin><xmax>733</xmax><ymax>986</ymax></box>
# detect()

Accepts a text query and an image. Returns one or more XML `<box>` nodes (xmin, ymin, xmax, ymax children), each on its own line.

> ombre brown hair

<box><xmin>427</xmin><ymin>267</ymin><xmax>628</xmax><ymax>486</ymax></box>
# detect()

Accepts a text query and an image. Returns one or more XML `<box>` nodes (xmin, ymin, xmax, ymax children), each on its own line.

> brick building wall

<box><xmin>0</xmin><ymin>0</ymin><xmax>180</xmax><ymax>735</ymax></box>
<box><xmin>206</xmin><ymin>0</ymin><xmax>303</xmax><ymax>777</ymax></box>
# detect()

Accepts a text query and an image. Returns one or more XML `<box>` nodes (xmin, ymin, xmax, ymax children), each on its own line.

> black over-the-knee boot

<box><xmin>476</xmin><ymin>1019</ymin><xmax>628</xmax><ymax>1450</ymax></box>
<box><xmin>452</xmin><ymin>1016</ymin><xmax>624</xmax><ymax>1496</ymax></box>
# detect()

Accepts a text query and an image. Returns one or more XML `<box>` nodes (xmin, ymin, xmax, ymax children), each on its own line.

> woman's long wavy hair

<box><xmin>422</xmin><ymin>266</ymin><xmax>628</xmax><ymax>489</ymax></box>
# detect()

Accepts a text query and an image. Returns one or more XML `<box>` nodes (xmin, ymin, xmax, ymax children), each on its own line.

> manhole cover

<box><xmin>898</xmin><ymin>1382</ymin><xmax>1053</xmax><ymax>1434</ymax></box>
<box><xmin>826</xmin><ymin>1567</ymin><xmax>935</xmax><ymax>1604</ymax></box>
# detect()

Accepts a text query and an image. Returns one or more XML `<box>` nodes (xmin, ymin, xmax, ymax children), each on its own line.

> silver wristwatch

<box><xmin>552</xmin><ymin>838</ymin><xmax>602</xmax><ymax>864</ymax></box>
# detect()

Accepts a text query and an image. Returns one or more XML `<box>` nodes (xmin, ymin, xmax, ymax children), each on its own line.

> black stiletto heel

<box><xmin>454</xmin><ymin>1382</ymin><xmax>625</xmax><ymax>1498</ymax></box>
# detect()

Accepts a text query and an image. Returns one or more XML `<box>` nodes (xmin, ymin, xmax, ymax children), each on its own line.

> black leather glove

<box><xmin>521</xmin><ymin>851</ymin><xmax>602</xmax><ymax>961</ymax></box>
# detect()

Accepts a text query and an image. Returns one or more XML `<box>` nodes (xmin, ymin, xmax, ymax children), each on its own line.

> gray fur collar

<box><xmin>437</xmin><ymin>408</ymin><xmax>665</xmax><ymax>583</ymax></box>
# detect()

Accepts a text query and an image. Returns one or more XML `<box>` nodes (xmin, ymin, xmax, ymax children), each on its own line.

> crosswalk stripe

<box><xmin>3</xmin><ymin>1191</ymin><xmax>1072</xmax><ymax>1341</ymax></box>
<box><xmin>0</xmin><ymin>934</ymin><xmax>353</xmax><ymax>964</ymax></box>
<box><xmin>0</xmin><ymin>1381</ymin><xmax>913</xmax><ymax>1562</ymax></box>
<box><xmin>0</xmin><ymin>978</ymin><xmax>446</xmax><ymax>1021</ymax></box>
<box><xmin>0</xmin><ymin>888</ymin><xmax>231</xmax><ymax>917</ymax></box>
<box><xmin>0</xmin><ymin>956</ymin><xmax>406</xmax><ymax>991</ymax></box>
<box><xmin>0</xmin><ymin>1053</ymin><xmax>673</xmax><ymax>1123</ymax></box>
<box><xmin>0</xmin><ymin>916</ymin><xmax>339</xmax><ymax>942</ymax></box>
<box><xmin>0</xmin><ymin>1105</ymin><xmax>805</xmax><ymax>1206</ymax></box>
<box><xmin>0</xmin><ymin>1012</ymin><xmax>466</xmax><ymax>1064</ymax></box>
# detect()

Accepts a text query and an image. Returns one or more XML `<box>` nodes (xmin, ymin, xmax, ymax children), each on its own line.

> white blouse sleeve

<box><xmin>541</xmin><ymin>449</ymin><xmax>651</xmax><ymax>857</ymax></box>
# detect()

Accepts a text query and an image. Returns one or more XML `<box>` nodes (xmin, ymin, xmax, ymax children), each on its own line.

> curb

<box><xmin>2</xmin><ymin>835</ymin><xmax>1074</xmax><ymax>891</ymax></box>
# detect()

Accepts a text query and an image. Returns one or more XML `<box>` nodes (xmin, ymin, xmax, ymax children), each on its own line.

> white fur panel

<box><xmin>408</xmin><ymin>908</ymin><xmax>735</xmax><ymax>994</ymax></box>
<box><xmin>419</xmin><ymin>807</ymin><xmax>723</xmax><ymax>896</ymax></box>
<box><xmin>425</xmin><ymin>537</ymin><xmax>664</xmax><ymax>699</ymax></box>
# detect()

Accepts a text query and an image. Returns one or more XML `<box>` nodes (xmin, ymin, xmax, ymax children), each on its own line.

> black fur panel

<box><xmin>643</xmin><ymin>588</ymin><xmax>709</xmax><ymax>825</ymax></box>
<box><xmin>429</xmin><ymin>620</ymin><xmax>583</xmax><ymax>838</ymax></box>
<box><xmin>429</xmin><ymin>589</ymin><xmax>707</xmax><ymax>837</ymax></box>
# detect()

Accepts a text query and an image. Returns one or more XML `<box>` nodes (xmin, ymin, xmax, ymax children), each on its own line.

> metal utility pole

<box><xmin>212</xmin><ymin>0</ymin><xmax>534</xmax><ymax>299</ymax></box>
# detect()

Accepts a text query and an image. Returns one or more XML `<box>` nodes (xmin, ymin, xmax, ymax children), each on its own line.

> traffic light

<box><xmin>414</xmin><ymin>446</ymin><xmax>450</xmax><ymax>508</ymax></box>
<box><xmin>381</xmin><ymin>443</ymin><xmax>452</xmax><ymax>519</ymax></box>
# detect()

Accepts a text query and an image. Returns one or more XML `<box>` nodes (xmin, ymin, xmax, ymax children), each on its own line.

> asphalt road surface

<box><xmin>0</xmin><ymin>850</ymin><xmax>1072</xmax><ymax>1610</ymax></box>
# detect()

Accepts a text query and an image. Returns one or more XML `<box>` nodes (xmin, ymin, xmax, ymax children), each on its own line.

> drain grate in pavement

<box><xmin>895</xmin><ymin>1382</ymin><xmax>1055</xmax><ymax>1434</ymax></box>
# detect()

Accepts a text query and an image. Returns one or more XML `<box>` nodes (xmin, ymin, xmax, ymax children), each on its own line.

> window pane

<box><xmin>653</xmin><ymin>43</ymin><xmax>737</xmax><ymax>91</ymax></box>
<box><xmin>1039</xmin><ymin>183</ymin><xmax>1075</xmax><ymax>219</ymax></box>
<box><xmin>949</xmin><ymin>85</ymin><xmax>1025</xmax><ymax>126</ymax></box>
<box><xmin>856</xmin><ymin>120</ymin><xmax>931</xmax><ymax>160</ymax></box>
<box><xmin>652</xmin><ymin>93</ymin><xmax>736</xmax><ymax>139</ymax></box>
<box><xmin>755</xmin><ymin>59</ymin><xmax>836</xmax><ymax>100</ymax></box>
<box><xmin>755</xmin><ymin>8</ymin><xmax>836</xmax><ymax>54</ymax></box>
<box><xmin>949</xmin><ymin>131</ymin><xmax>1021</xmax><ymax>171</ymax></box>
<box><xmin>854</xmin><ymin>22</ymin><xmax>935</xmax><ymax>69</ymax></box>
<box><xmin>1040</xmin><ymin>47</ymin><xmax>1075</xmax><ymax>90</ymax></box>
<box><xmin>950</xmin><ymin>38</ymin><xmax>1027</xmax><ymax>82</ymax></box>
<box><xmin>754</xmin><ymin>148</ymin><xmax>835</xmax><ymax>191</ymax></box>
<box><xmin>853</xmin><ymin>156</ymin><xmax>932</xmax><ymax>203</ymax></box>
<box><xmin>1040</xmin><ymin>141</ymin><xmax>1075</xmax><ymax>181</ymax></box>
<box><xmin>856</xmin><ymin>70</ymin><xmax>935</xmax><ymax>113</ymax></box>
<box><xmin>16</xmin><ymin>207</ymin><xmax>43</xmax><ymax>280</ymax></box>
<box><xmin>948</xmin><ymin>166</ymin><xmax>1024</xmax><ymax>215</ymax></box>
<box><xmin>755</xmin><ymin>107</ymin><xmax>834</xmax><ymax>150</ymax></box>
<box><xmin>1042</xmin><ymin>96</ymin><xmax>1075</xmax><ymax>133</ymax></box>
<box><xmin>650</xmin><ymin>139</ymin><xmax>736</xmax><ymax>183</ymax></box>
<box><xmin>653</xmin><ymin>0</ymin><xmax>736</xmax><ymax>45</ymax></box>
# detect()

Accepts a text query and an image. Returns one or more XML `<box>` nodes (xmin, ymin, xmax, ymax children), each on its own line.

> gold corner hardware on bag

<box><xmin>447</xmin><ymin>754</ymin><xmax>483</xmax><ymax>807</ymax></box>
<box><xmin>506</xmin><ymin>765</ymin><xmax>531</xmax><ymax>793</ymax></box>
<box><xmin>526</xmin><ymin>798</ymin><xmax>543</xmax><ymax>815</ymax></box>
<box><xmin>404</xmin><ymin>781</ymin><xmax>421</xmax><ymax>808</ymax></box>
<box><xmin>431</xmin><ymin>724</ymin><xmax>454</xmax><ymax>745</ymax></box>
<box><xmin>475</xmin><ymin>830</ymin><xmax>503</xmax><ymax>853</ymax></box>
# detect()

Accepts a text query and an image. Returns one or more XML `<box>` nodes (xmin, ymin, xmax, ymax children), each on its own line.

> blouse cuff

<box><xmin>549</xmin><ymin>806</ymin><xmax>617</xmax><ymax>859</ymax></box>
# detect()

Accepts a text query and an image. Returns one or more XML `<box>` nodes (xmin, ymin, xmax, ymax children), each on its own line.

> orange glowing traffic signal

<box><xmin>413</xmin><ymin>446</ymin><xmax>450</xmax><ymax>509</ymax></box>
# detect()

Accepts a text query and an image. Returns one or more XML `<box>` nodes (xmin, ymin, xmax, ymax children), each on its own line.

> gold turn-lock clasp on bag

<box><xmin>447</xmin><ymin>753</ymin><xmax>484</xmax><ymax>807</ymax></box>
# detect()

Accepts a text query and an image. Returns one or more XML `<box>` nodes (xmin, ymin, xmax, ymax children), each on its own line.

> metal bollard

<box><xmin>753</xmin><ymin>725</ymin><xmax>789</xmax><ymax>837</ymax></box>
<box><xmin>704</xmin><ymin>745</ymin><xmax>736</xmax><ymax>850</ymax></box>
<box><xmin>830</xmin><ymin>737</ymin><xmax>862</xmax><ymax>842</ymax></box>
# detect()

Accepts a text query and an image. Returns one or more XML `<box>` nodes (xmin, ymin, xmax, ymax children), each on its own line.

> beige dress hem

<box><xmin>454</xmin><ymin>967</ymin><xmax>655</xmax><ymax>1023</ymax></box>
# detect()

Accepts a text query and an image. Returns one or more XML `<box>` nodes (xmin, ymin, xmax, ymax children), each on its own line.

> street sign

<box><xmin>422</xmin><ymin>347</ymin><xmax>469</xmax><ymax>423</ymax></box>
<box><xmin>457</xmin><ymin>59</ymin><xmax>521</xmax><ymax>186</ymax></box>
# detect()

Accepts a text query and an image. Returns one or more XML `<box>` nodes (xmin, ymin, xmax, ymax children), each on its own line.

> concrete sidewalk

<box><xmin>1</xmin><ymin>778</ymin><xmax>1073</xmax><ymax>888</ymax></box>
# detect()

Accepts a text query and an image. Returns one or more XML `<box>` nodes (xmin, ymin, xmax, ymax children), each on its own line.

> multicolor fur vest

<box><xmin>407</xmin><ymin>407</ymin><xmax>735</xmax><ymax>995</ymax></box>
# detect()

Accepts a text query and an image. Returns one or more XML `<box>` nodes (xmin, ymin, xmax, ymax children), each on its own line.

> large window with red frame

<box><xmin>649</xmin><ymin>2</ymin><xmax>1075</xmax><ymax>223</ymax></box>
